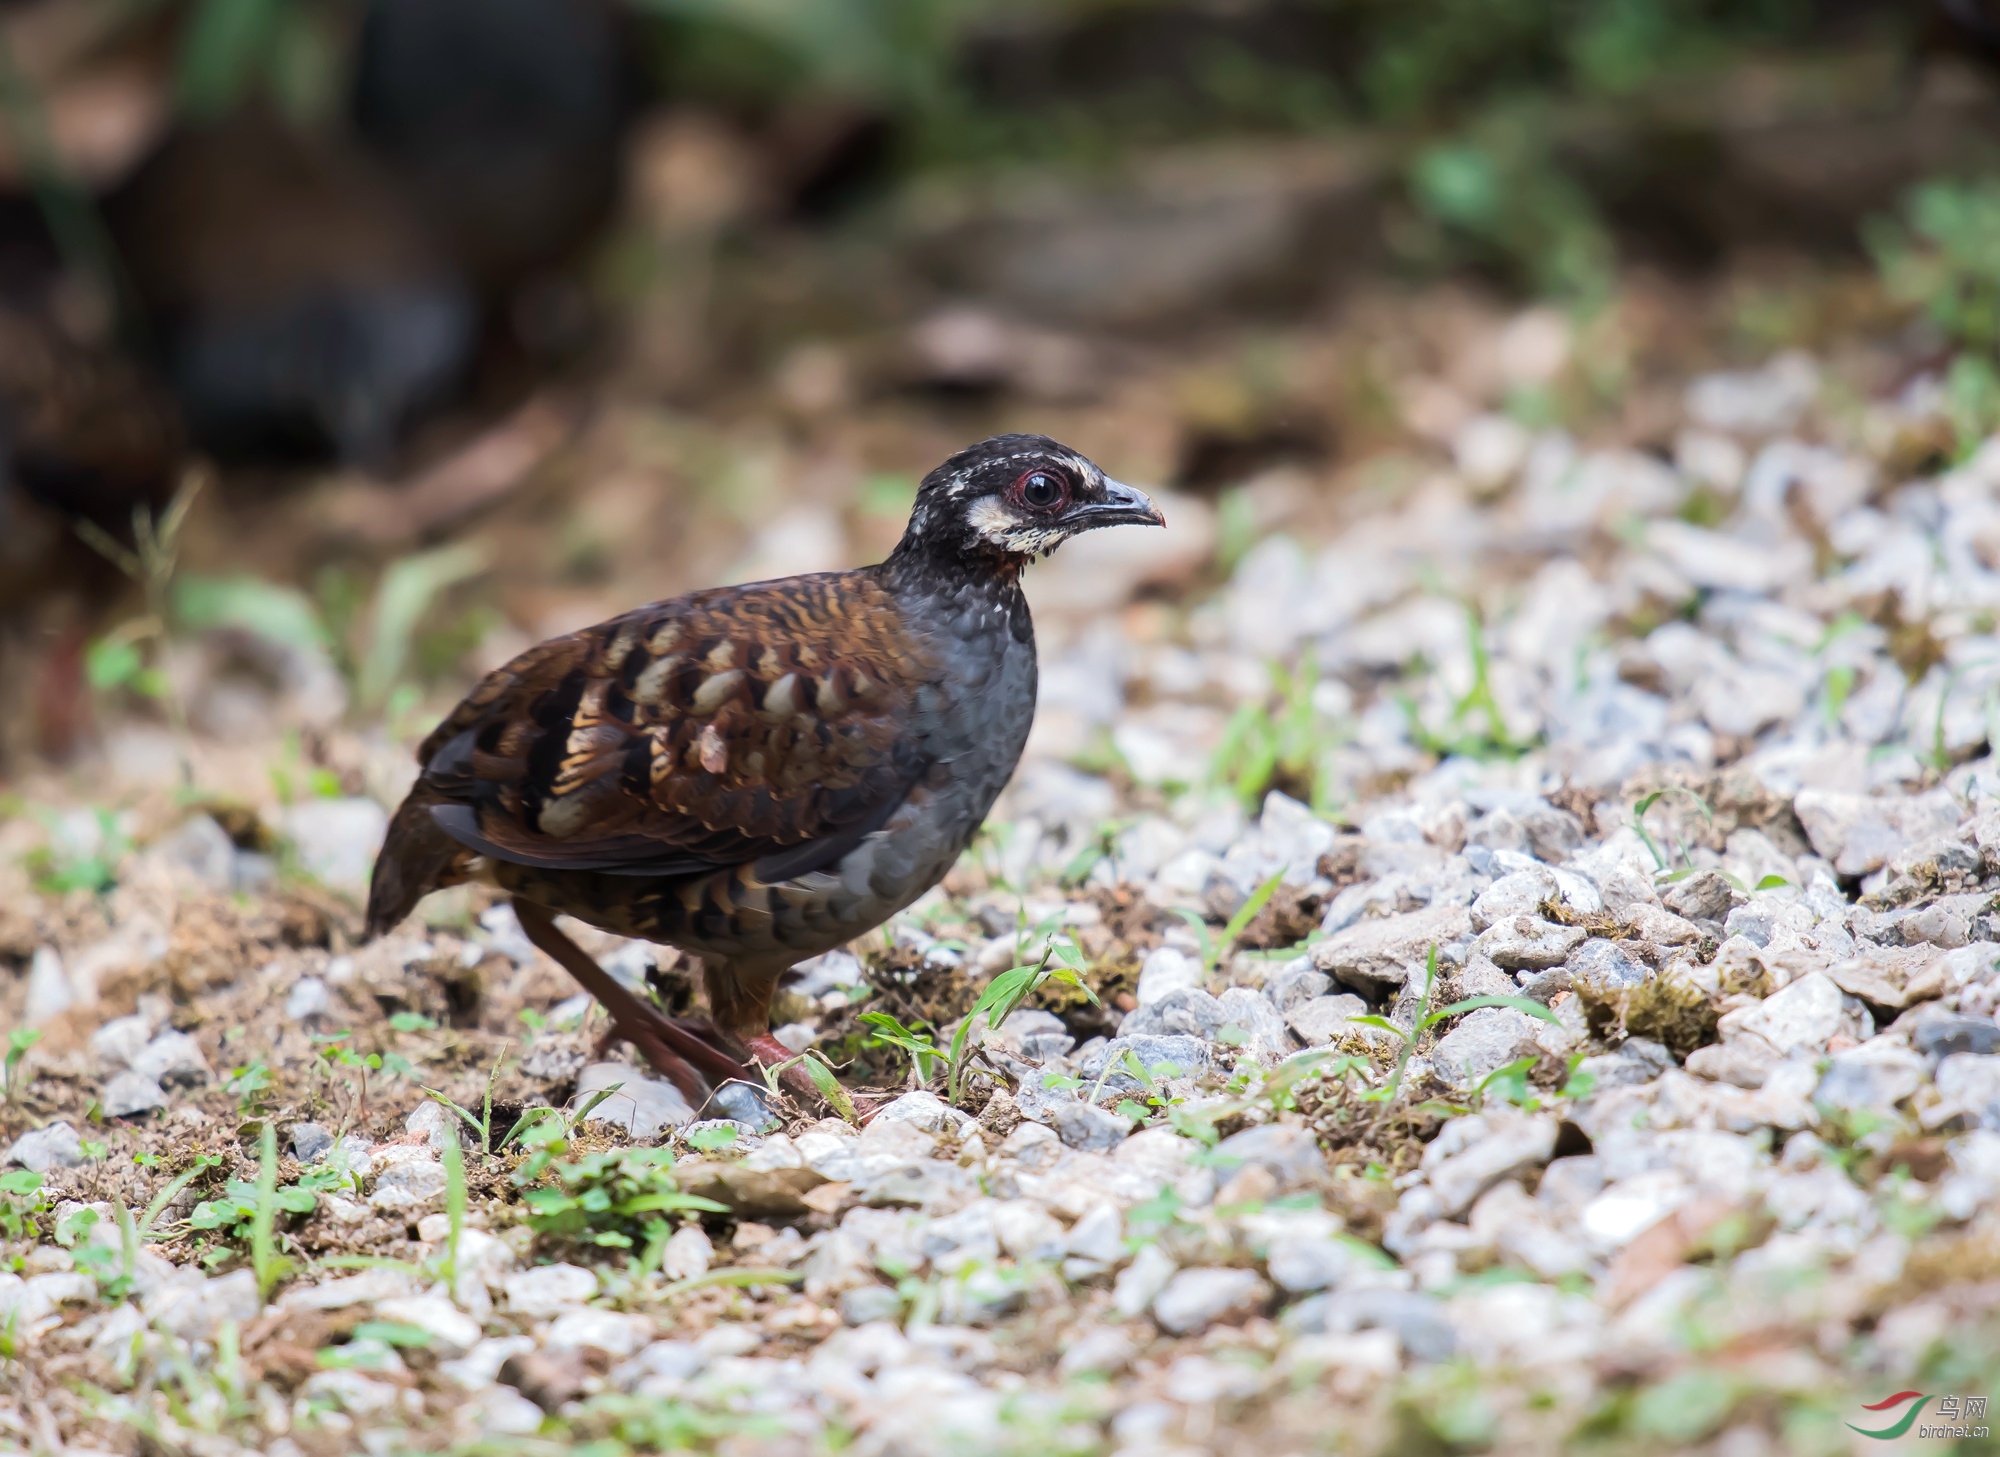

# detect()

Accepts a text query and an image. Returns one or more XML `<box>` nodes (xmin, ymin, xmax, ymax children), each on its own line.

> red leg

<box><xmin>742</xmin><ymin>1030</ymin><xmax>889</xmax><ymax>1117</ymax></box>
<box><xmin>512</xmin><ymin>899</ymin><xmax>719</xmax><ymax>1108</ymax></box>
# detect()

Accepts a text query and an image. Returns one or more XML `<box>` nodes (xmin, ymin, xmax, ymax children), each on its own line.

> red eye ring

<box><xmin>1014</xmin><ymin>469</ymin><xmax>1066</xmax><ymax>511</ymax></box>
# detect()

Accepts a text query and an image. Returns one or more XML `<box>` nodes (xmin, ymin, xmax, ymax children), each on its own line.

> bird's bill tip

<box><xmin>1067</xmin><ymin>478</ymin><xmax>1165</xmax><ymax>529</ymax></box>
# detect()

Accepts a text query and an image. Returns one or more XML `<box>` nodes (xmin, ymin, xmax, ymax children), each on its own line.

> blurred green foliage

<box><xmin>1211</xmin><ymin>649</ymin><xmax>1346</xmax><ymax>812</ymax></box>
<box><xmin>139</xmin><ymin>0</ymin><xmax>1914</xmax><ymax>307</ymax></box>
<box><xmin>1871</xmin><ymin>178</ymin><xmax>2000</xmax><ymax>455</ymax></box>
<box><xmin>1871</xmin><ymin>178</ymin><xmax>2000</xmax><ymax>355</ymax></box>
<box><xmin>173</xmin><ymin>0</ymin><xmax>350</xmax><ymax>125</ymax></box>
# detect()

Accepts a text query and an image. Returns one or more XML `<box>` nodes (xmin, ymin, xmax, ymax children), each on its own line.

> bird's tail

<box><xmin>364</xmin><ymin>786</ymin><xmax>465</xmax><ymax>940</ymax></box>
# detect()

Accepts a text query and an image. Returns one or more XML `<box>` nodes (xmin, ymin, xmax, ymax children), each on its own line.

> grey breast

<box><xmin>627</xmin><ymin>576</ymin><xmax>1038</xmax><ymax>966</ymax></box>
<box><xmin>781</xmin><ymin>577</ymin><xmax>1038</xmax><ymax>948</ymax></box>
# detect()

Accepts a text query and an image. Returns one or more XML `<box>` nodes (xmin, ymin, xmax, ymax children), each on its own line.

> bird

<box><xmin>365</xmin><ymin>434</ymin><xmax>1163</xmax><ymax>1109</ymax></box>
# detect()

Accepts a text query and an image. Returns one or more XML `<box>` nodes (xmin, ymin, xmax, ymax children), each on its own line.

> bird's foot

<box><xmin>739</xmin><ymin>1032</ymin><xmax>854</xmax><ymax>1111</ymax></box>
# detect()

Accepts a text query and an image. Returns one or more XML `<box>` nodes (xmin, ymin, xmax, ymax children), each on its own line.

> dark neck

<box><xmin>879</xmin><ymin>534</ymin><xmax>1025</xmax><ymax>603</ymax></box>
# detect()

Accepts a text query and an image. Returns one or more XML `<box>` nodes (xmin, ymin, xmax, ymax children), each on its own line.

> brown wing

<box><xmin>414</xmin><ymin>571</ymin><xmax>932</xmax><ymax>881</ymax></box>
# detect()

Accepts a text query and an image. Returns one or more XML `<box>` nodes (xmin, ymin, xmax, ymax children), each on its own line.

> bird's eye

<box><xmin>1018</xmin><ymin>470</ymin><xmax>1064</xmax><ymax>510</ymax></box>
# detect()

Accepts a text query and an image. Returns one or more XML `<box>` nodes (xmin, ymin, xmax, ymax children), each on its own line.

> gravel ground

<box><xmin>8</xmin><ymin>331</ymin><xmax>2000</xmax><ymax>1455</ymax></box>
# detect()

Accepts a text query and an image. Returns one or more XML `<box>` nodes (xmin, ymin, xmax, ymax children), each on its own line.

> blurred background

<box><xmin>1</xmin><ymin>0</ymin><xmax>1997</xmax><ymax>800</ymax></box>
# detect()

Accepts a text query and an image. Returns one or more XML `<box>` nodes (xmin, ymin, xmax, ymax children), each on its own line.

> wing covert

<box><xmin>412</xmin><ymin>572</ymin><xmax>932</xmax><ymax>880</ymax></box>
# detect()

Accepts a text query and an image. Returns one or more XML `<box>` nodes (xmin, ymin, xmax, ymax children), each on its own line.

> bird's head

<box><xmin>894</xmin><ymin>433</ymin><xmax>1164</xmax><ymax>569</ymax></box>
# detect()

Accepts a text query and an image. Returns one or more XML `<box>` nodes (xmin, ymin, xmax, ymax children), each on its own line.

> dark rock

<box><xmin>708</xmin><ymin>1079</ymin><xmax>781</xmax><ymax>1133</ymax></box>
<box><xmin>500</xmin><ymin>1348</ymin><xmax>593</xmax><ymax>1411</ymax></box>
<box><xmin>1662</xmin><ymin>870</ymin><xmax>1738</xmax><ymax>925</ymax></box>
<box><xmin>1119</xmin><ymin>987</ymin><xmax>1229</xmax><ymax>1041</ymax></box>
<box><xmin>290</xmin><ymin>1121</ymin><xmax>334</xmax><ymax>1163</ymax></box>
<box><xmin>1915</xmin><ymin>1014</ymin><xmax>2000</xmax><ymax>1059</ymax></box>
<box><xmin>1282</xmin><ymin>1287</ymin><xmax>1455</xmax><ymax>1362</ymax></box>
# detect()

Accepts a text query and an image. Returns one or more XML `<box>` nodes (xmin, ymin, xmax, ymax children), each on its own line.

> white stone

<box><xmin>374</xmin><ymin>1295</ymin><xmax>482</xmax><ymax>1354</ymax></box>
<box><xmin>461</xmin><ymin>1386</ymin><xmax>546</xmax><ymax>1436</ymax></box>
<box><xmin>503</xmin><ymin>1262</ymin><xmax>598</xmax><ymax>1316</ymax></box>
<box><xmin>301</xmin><ymin>1368</ymin><xmax>403</xmax><ymax>1417</ymax></box>
<box><xmin>986</xmin><ymin>1200</ymin><xmax>1064</xmax><ymax>1263</ymax></box>
<box><xmin>5</xmin><ymin>1121</ymin><xmax>85</xmax><ymax>1172</ymax></box>
<box><xmin>1581</xmin><ymin>1171</ymin><xmax>1692</xmax><ymax>1250</ymax></box>
<box><xmin>1286</xmin><ymin>993</ymin><xmax>1373</xmax><ymax>1047</ymax></box>
<box><xmin>1792</xmin><ymin>789</ymin><xmax>1962</xmax><ymax>878</ymax></box>
<box><xmin>438</xmin><ymin>1335</ymin><xmax>537</xmax><ymax>1391</ymax></box>
<box><xmin>1215</xmin><ymin>985</ymin><xmax>1290</xmax><ymax>1060</ymax></box>
<box><xmin>1475</xmin><ymin>916</ymin><xmax>1585</xmax><ymax>971</ymax></box>
<box><xmin>871</xmin><ymin>1090</ymin><xmax>974</xmax><ymax>1135</ymax></box>
<box><xmin>89</xmin><ymin>1014</ymin><xmax>153</xmax><ymax>1069</ymax></box>
<box><xmin>1647</xmin><ymin>521</ymin><xmax>1810</xmax><ymax>593</ymax></box>
<box><xmin>1152</xmin><ymin>1268</ymin><xmax>1272</xmax><ymax>1336</ymax></box>
<box><xmin>1717</xmin><ymin>972</ymin><xmax>1846</xmax><ymax>1058</ymax></box>
<box><xmin>1135</xmin><ymin>946</ymin><xmax>1202</xmax><ymax>1006</ymax></box>
<box><xmin>1112</xmin><ymin>1242</ymin><xmax>1177</xmax><ymax>1319</ymax></box>
<box><xmin>282</xmin><ymin>1268</ymin><xmax>420</xmax><ymax>1310</ymax></box>
<box><xmin>1430</xmin><ymin>1009</ymin><xmax>1542</xmax><ymax>1090</ymax></box>
<box><xmin>25</xmin><ymin>947</ymin><xmax>74</xmax><ymax>1026</ymax></box>
<box><xmin>1058</xmin><ymin>1326</ymin><xmax>1136</xmax><ymax>1376</ymax></box>
<box><xmin>1267</xmin><ymin>1237</ymin><xmax>1358</xmax><ymax>1293</ymax></box>
<box><xmin>1064</xmin><ymin>1203</ymin><xmax>1125</xmax><ymax>1266</ymax></box>
<box><xmin>369</xmin><ymin>1147</ymin><xmax>447</xmax><ymax>1212</ymax></box>
<box><xmin>1469</xmin><ymin>869</ymin><xmax>1557</xmax><ymax>932</ymax></box>
<box><xmin>575</xmin><ymin>1063</ymin><xmax>695</xmax><ymax>1138</ymax></box>
<box><xmin>1424</xmin><ymin>1113</ymin><xmax>1558</xmax><ymax>1218</ymax></box>
<box><xmin>546</xmin><ymin>1307</ymin><xmax>653</xmax><ymax>1356</ymax></box>
<box><xmin>1455</xmin><ymin>414</ymin><xmax>1533</xmax><ymax>488</ymax></box>
<box><xmin>130</xmin><ymin>1030</ymin><xmax>209</xmax><ymax>1087</ymax></box>
<box><xmin>278</xmin><ymin>797</ymin><xmax>389</xmax><ymax>896</ymax></box>
<box><xmin>284</xmin><ymin>977</ymin><xmax>332</xmax><ymax>1021</ymax></box>
<box><xmin>661</xmin><ymin>1224</ymin><xmax>713</xmax><ymax>1282</ymax></box>
<box><xmin>101</xmin><ymin>1070</ymin><xmax>167</xmax><ymax>1118</ymax></box>
<box><xmin>143</xmin><ymin>1268</ymin><xmax>261</xmax><ymax>1341</ymax></box>
<box><xmin>1312</xmin><ymin>904</ymin><xmax>1470</xmax><ymax>998</ymax></box>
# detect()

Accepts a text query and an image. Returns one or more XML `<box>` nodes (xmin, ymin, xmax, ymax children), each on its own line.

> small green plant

<box><xmin>947</xmin><ymin>956</ymin><xmax>1100</xmax><ymax>1106</ymax></box>
<box><xmin>1349</xmin><ymin>946</ymin><xmax>1564</xmax><ymax>1119</ymax></box>
<box><xmin>1402</xmin><ymin>606</ymin><xmax>1534</xmax><ymax>761</ymax></box>
<box><xmin>250</xmin><ymin>1121</ymin><xmax>286</xmax><ymax>1297</ymax></box>
<box><xmin>1058</xmin><ymin>817</ymin><xmax>1131</xmax><ymax>888</ymax></box>
<box><xmin>1211</xmin><ymin>651</ymin><xmax>1346</xmax><ymax>811</ymax></box>
<box><xmin>173</xmin><ymin>0</ymin><xmax>350</xmax><ymax>125</ymax></box>
<box><xmin>3</xmin><ymin>1029</ymin><xmax>38</xmax><ymax>1104</ymax></box>
<box><xmin>856</xmin><ymin>1011</ymin><xmax>943</xmax><ymax>1085</ymax></box>
<box><xmin>223</xmin><ymin>1060</ymin><xmax>273</xmax><ymax>1113</ymax></box>
<box><xmin>74</xmin><ymin>474</ymin><xmax>203</xmax><ymax>781</ymax></box>
<box><xmin>420</xmin><ymin>1051</ymin><xmax>508</xmax><ymax>1155</ymax></box>
<box><xmin>762</xmin><ymin>1047</ymin><xmax>859</xmax><ymax>1122</ymax></box>
<box><xmin>314</xmin><ymin>1032</ymin><xmax>384</xmax><ymax>1129</ymax></box>
<box><xmin>520</xmin><ymin>1146</ymin><xmax>728</xmax><ymax>1259</ymax></box>
<box><xmin>25</xmin><ymin>807</ymin><xmax>132</xmax><ymax>896</ymax></box>
<box><xmin>501</xmin><ymin>1083</ymin><xmax>630</xmax><ymax>1186</ymax></box>
<box><xmin>187</xmin><ymin>1135</ymin><xmax>327</xmax><ymax>1292</ymax></box>
<box><xmin>0</xmin><ymin>1169</ymin><xmax>49</xmax><ymax>1241</ymax></box>
<box><xmin>1174</xmin><ymin>866</ymin><xmax>1288</xmax><ymax>974</ymax></box>
<box><xmin>1214</xmin><ymin>488</ymin><xmax>1260</xmax><ymax>577</ymax></box>
<box><xmin>1627</xmin><ymin>785</ymin><xmax>1713</xmax><ymax>874</ymax></box>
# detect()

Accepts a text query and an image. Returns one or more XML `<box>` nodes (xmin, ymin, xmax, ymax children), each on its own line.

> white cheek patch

<box><xmin>967</xmin><ymin>497</ymin><xmax>1025</xmax><ymax>546</ymax></box>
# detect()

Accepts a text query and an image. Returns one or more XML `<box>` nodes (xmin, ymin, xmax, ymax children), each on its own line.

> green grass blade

<box><xmin>1217</xmin><ymin>867</ymin><xmax>1287</xmax><ymax>964</ymax></box>
<box><xmin>441</xmin><ymin>1131</ymin><xmax>465</xmax><ymax>1293</ymax></box>
<box><xmin>1419</xmin><ymin>994</ymin><xmax>1563</xmax><ymax>1031</ymax></box>
<box><xmin>251</xmin><ymin>1121</ymin><xmax>286</xmax><ymax>1299</ymax></box>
